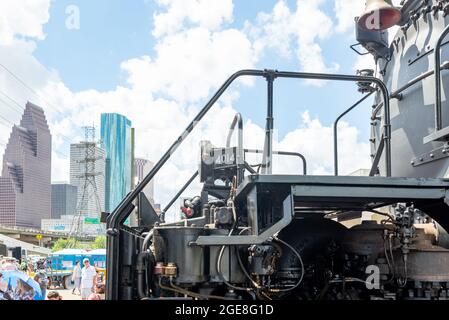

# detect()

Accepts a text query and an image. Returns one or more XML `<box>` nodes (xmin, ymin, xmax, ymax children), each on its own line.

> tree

<box><xmin>92</xmin><ymin>236</ymin><xmax>106</xmax><ymax>249</ymax></box>
<box><xmin>51</xmin><ymin>238</ymin><xmax>78</xmax><ymax>252</ymax></box>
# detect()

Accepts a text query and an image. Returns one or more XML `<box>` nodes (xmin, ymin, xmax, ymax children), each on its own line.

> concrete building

<box><xmin>134</xmin><ymin>158</ymin><xmax>154</xmax><ymax>204</ymax></box>
<box><xmin>101</xmin><ymin>113</ymin><xmax>132</xmax><ymax>213</ymax></box>
<box><xmin>0</xmin><ymin>102</ymin><xmax>51</xmax><ymax>228</ymax></box>
<box><xmin>51</xmin><ymin>183</ymin><xmax>77</xmax><ymax>219</ymax></box>
<box><xmin>70</xmin><ymin>143</ymin><xmax>106</xmax><ymax>218</ymax></box>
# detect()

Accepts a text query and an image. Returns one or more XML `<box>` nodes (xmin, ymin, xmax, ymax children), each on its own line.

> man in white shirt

<box><xmin>80</xmin><ymin>258</ymin><xmax>97</xmax><ymax>300</ymax></box>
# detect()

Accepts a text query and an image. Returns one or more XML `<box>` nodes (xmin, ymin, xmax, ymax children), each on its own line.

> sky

<box><xmin>0</xmin><ymin>0</ymin><xmax>397</xmax><ymax>211</ymax></box>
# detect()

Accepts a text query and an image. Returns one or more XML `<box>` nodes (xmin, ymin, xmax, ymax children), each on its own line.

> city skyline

<box><xmin>0</xmin><ymin>102</ymin><xmax>156</xmax><ymax>233</ymax></box>
<box><xmin>0</xmin><ymin>0</ymin><xmax>382</xmax><ymax>213</ymax></box>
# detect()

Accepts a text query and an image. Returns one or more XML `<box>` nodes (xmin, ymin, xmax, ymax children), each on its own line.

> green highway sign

<box><xmin>84</xmin><ymin>217</ymin><xmax>100</xmax><ymax>224</ymax></box>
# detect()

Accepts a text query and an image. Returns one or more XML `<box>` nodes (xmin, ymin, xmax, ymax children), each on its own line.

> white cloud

<box><xmin>276</xmin><ymin>111</ymin><xmax>371</xmax><ymax>175</ymax></box>
<box><xmin>353</xmin><ymin>54</ymin><xmax>376</xmax><ymax>73</ymax></box>
<box><xmin>334</xmin><ymin>0</ymin><xmax>365</xmax><ymax>33</ymax></box>
<box><xmin>0</xmin><ymin>0</ymin><xmax>51</xmax><ymax>45</ymax></box>
<box><xmin>153</xmin><ymin>0</ymin><xmax>234</xmax><ymax>38</ymax></box>
<box><xmin>0</xmin><ymin>0</ymin><xmax>372</xmax><ymax>218</ymax></box>
<box><xmin>245</xmin><ymin>0</ymin><xmax>339</xmax><ymax>84</ymax></box>
<box><xmin>122</xmin><ymin>27</ymin><xmax>256</xmax><ymax>103</ymax></box>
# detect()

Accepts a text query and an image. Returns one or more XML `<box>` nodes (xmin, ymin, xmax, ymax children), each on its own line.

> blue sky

<box><xmin>0</xmin><ymin>0</ymin><xmax>377</xmax><ymax>206</ymax></box>
<box><xmin>33</xmin><ymin>0</ymin><xmax>373</xmax><ymax>139</ymax></box>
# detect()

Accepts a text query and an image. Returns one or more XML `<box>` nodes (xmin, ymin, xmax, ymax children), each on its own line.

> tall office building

<box><xmin>0</xmin><ymin>102</ymin><xmax>51</xmax><ymax>228</ymax></box>
<box><xmin>134</xmin><ymin>158</ymin><xmax>154</xmax><ymax>204</ymax></box>
<box><xmin>101</xmin><ymin>113</ymin><xmax>132</xmax><ymax>213</ymax></box>
<box><xmin>70</xmin><ymin>143</ymin><xmax>106</xmax><ymax>218</ymax></box>
<box><xmin>51</xmin><ymin>183</ymin><xmax>78</xmax><ymax>219</ymax></box>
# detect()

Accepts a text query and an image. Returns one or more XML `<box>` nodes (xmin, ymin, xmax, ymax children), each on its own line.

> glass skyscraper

<box><xmin>101</xmin><ymin>113</ymin><xmax>132</xmax><ymax>213</ymax></box>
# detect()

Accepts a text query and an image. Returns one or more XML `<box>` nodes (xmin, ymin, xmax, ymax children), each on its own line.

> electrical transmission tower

<box><xmin>69</xmin><ymin>126</ymin><xmax>103</xmax><ymax>242</ymax></box>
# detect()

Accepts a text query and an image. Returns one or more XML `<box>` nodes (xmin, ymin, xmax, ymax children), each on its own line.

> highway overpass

<box><xmin>0</xmin><ymin>225</ymin><xmax>96</xmax><ymax>248</ymax></box>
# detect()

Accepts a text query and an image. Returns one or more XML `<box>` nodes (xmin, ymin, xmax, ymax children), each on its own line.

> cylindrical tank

<box><xmin>208</xmin><ymin>228</ymin><xmax>245</xmax><ymax>284</ymax></box>
<box><xmin>153</xmin><ymin>226</ymin><xmax>206</xmax><ymax>285</ymax></box>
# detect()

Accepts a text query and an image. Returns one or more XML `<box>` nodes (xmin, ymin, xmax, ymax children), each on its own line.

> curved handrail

<box><xmin>244</xmin><ymin>148</ymin><xmax>307</xmax><ymax>175</ymax></box>
<box><xmin>226</xmin><ymin>113</ymin><xmax>243</xmax><ymax>148</ymax></box>
<box><xmin>435</xmin><ymin>24</ymin><xmax>449</xmax><ymax>131</ymax></box>
<box><xmin>226</xmin><ymin>112</ymin><xmax>244</xmax><ymax>183</ymax></box>
<box><xmin>334</xmin><ymin>92</ymin><xmax>374</xmax><ymax>176</ymax></box>
<box><xmin>106</xmin><ymin>69</ymin><xmax>390</xmax><ymax>300</ymax></box>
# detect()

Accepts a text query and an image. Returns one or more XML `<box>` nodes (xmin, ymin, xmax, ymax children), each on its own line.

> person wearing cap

<box><xmin>80</xmin><ymin>258</ymin><xmax>97</xmax><ymax>300</ymax></box>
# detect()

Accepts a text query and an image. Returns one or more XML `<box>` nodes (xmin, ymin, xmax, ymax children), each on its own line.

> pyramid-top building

<box><xmin>0</xmin><ymin>102</ymin><xmax>52</xmax><ymax>228</ymax></box>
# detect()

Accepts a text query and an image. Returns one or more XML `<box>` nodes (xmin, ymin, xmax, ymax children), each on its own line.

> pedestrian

<box><xmin>71</xmin><ymin>260</ymin><xmax>82</xmax><ymax>295</ymax></box>
<box><xmin>47</xmin><ymin>291</ymin><xmax>62</xmax><ymax>300</ymax></box>
<box><xmin>80</xmin><ymin>258</ymin><xmax>97</xmax><ymax>300</ymax></box>
<box><xmin>34</xmin><ymin>271</ymin><xmax>48</xmax><ymax>300</ymax></box>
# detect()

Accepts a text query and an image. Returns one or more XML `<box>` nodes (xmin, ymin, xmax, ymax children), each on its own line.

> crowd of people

<box><xmin>0</xmin><ymin>255</ymin><xmax>105</xmax><ymax>301</ymax></box>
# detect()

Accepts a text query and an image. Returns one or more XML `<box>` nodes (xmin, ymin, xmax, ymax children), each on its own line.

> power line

<box><xmin>0</xmin><ymin>63</ymin><xmax>63</xmax><ymax>116</ymax></box>
<box><xmin>0</xmin><ymin>91</ymin><xmax>74</xmax><ymax>145</ymax></box>
<box><xmin>0</xmin><ymin>111</ymin><xmax>14</xmax><ymax>126</ymax></box>
<box><xmin>0</xmin><ymin>64</ymin><xmax>76</xmax><ymax>145</ymax></box>
<box><xmin>0</xmin><ymin>89</ymin><xmax>25</xmax><ymax>110</ymax></box>
<box><xmin>0</xmin><ymin>93</ymin><xmax>75</xmax><ymax>151</ymax></box>
<box><xmin>0</xmin><ymin>113</ymin><xmax>69</xmax><ymax>158</ymax></box>
<box><xmin>0</xmin><ymin>95</ymin><xmax>22</xmax><ymax>116</ymax></box>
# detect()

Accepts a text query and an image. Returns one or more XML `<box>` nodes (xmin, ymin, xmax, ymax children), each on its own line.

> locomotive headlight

<box><xmin>358</xmin><ymin>0</ymin><xmax>402</xmax><ymax>31</ymax></box>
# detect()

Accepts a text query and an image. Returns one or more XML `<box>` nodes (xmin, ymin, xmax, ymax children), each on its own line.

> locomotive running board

<box><xmin>193</xmin><ymin>175</ymin><xmax>449</xmax><ymax>246</ymax></box>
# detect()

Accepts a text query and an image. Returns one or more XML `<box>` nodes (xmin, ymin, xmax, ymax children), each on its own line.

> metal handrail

<box><xmin>371</xmin><ymin>61</ymin><xmax>449</xmax><ymax>118</ymax></box>
<box><xmin>244</xmin><ymin>149</ymin><xmax>307</xmax><ymax>175</ymax></box>
<box><xmin>106</xmin><ymin>69</ymin><xmax>390</xmax><ymax>300</ymax></box>
<box><xmin>334</xmin><ymin>92</ymin><xmax>374</xmax><ymax>176</ymax></box>
<box><xmin>226</xmin><ymin>113</ymin><xmax>244</xmax><ymax>183</ymax></box>
<box><xmin>435</xmin><ymin>24</ymin><xmax>449</xmax><ymax>131</ymax></box>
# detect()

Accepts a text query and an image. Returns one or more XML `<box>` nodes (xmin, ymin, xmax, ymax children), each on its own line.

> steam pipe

<box><xmin>136</xmin><ymin>251</ymin><xmax>150</xmax><ymax>299</ymax></box>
